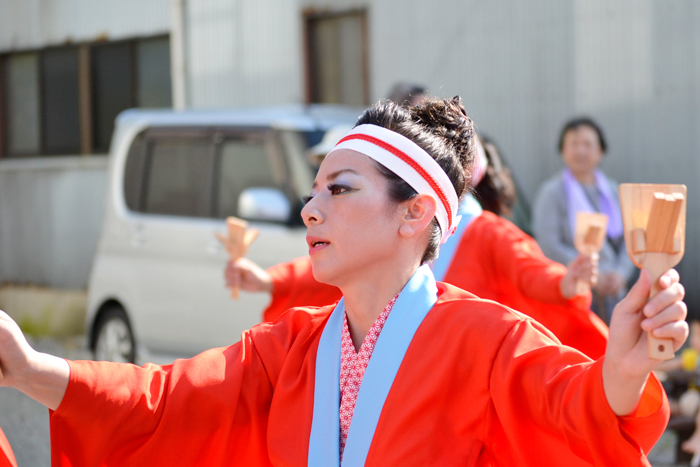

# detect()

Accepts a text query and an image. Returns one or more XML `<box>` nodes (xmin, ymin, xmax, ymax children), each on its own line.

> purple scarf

<box><xmin>562</xmin><ymin>168</ymin><xmax>623</xmax><ymax>242</ymax></box>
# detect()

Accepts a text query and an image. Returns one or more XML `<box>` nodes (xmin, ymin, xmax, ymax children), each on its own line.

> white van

<box><xmin>87</xmin><ymin>105</ymin><xmax>360</xmax><ymax>362</ymax></box>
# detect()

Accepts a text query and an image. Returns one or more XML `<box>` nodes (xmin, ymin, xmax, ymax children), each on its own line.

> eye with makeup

<box><xmin>302</xmin><ymin>183</ymin><xmax>356</xmax><ymax>205</ymax></box>
<box><xmin>328</xmin><ymin>183</ymin><xmax>355</xmax><ymax>196</ymax></box>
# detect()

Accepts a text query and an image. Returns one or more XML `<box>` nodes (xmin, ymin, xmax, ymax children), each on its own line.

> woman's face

<box><xmin>301</xmin><ymin>149</ymin><xmax>407</xmax><ymax>286</ymax></box>
<box><xmin>561</xmin><ymin>126</ymin><xmax>603</xmax><ymax>178</ymax></box>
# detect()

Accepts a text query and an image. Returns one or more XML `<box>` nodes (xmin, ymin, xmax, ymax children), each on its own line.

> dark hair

<box><xmin>473</xmin><ymin>136</ymin><xmax>516</xmax><ymax>216</ymax></box>
<box><xmin>558</xmin><ymin>117</ymin><xmax>607</xmax><ymax>153</ymax></box>
<box><xmin>354</xmin><ymin>97</ymin><xmax>475</xmax><ymax>263</ymax></box>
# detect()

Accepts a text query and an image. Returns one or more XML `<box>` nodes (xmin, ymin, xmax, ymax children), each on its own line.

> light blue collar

<box><xmin>431</xmin><ymin>193</ymin><xmax>482</xmax><ymax>281</ymax></box>
<box><xmin>308</xmin><ymin>264</ymin><xmax>439</xmax><ymax>467</ymax></box>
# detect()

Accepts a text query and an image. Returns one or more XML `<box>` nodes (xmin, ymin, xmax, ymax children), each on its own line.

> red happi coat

<box><xmin>263</xmin><ymin>211</ymin><xmax>608</xmax><ymax>359</ymax></box>
<box><xmin>50</xmin><ymin>284</ymin><xmax>666</xmax><ymax>466</ymax></box>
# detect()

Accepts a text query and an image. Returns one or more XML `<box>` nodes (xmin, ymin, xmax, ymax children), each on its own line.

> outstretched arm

<box><xmin>0</xmin><ymin>311</ymin><xmax>69</xmax><ymax>410</ymax></box>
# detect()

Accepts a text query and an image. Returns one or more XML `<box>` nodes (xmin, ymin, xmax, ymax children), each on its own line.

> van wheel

<box><xmin>93</xmin><ymin>307</ymin><xmax>136</xmax><ymax>363</ymax></box>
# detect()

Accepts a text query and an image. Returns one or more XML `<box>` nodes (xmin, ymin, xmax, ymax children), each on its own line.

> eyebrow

<box><xmin>312</xmin><ymin>168</ymin><xmax>361</xmax><ymax>189</ymax></box>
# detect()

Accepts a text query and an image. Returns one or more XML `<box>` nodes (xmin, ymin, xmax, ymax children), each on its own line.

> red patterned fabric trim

<box><xmin>338</xmin><ymin>294</ymin><xmax>399</xmax><ymax>458</ymax></box>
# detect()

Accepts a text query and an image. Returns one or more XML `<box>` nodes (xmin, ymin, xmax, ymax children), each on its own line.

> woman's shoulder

<box><xmin>433</xmin><ymin>283</ymin><xmax>555</xmax><ymax>343</ymax></box>
<box><xmin>535</xmin><ymin>173</ymin><xmax>565</xmax><ymax>198</ymax></box>
<box><xmin>249</xmin><ymin>303</ymin><xmax>337</xmax><ymax>350</ymax></box>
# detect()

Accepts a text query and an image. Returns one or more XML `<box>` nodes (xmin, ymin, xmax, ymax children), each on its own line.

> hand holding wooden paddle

<box><xmin>619</xmin><ymin>184</ymin><xmax>687</xmax><ymax>360</ymax></box>
<box><xmin>215</xmin><ymin>217</ymin><xmax>259</xmax><ymax>299</ymax></box>
<box><xmin>573</xmin><ymin>212</ymin><xmax>608</xmax><ymax>296</ymax></box>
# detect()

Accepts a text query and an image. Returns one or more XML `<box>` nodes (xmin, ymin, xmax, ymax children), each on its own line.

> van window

<box><xmin>215</xmin><ymin>132</ymin><xmax>280</xmax><ymax>218</ymax></box>
<box><xmin>143</xmin><ymin>138</ymin><xmax>215</xmax><ymax>217</ymax></box>
<box><xmin>123</xmin><ymin>133</ymin><xmax>148</xmax><ymax>212</ymax></box>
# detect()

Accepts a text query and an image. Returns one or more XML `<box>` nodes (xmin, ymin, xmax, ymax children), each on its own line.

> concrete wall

<box><xmin>0</xmin><ymin>157</ymin><xmax>108</xmax><ymax>288</ymax></box>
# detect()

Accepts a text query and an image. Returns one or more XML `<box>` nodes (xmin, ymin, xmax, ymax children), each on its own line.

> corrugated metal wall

<box><xmin>185</xmin><ymin>0</ymin><xmax>303</xmax><ymax>108</ymax></box>
<box><xmin>0</xmin><ymin>0</ymin><xmax>170</xmax><ymax>51</ymax></box>
<box><xmin>0</xmin><ymin>158</ymin><xmax>108</xmax><ymax>288</ymax></box>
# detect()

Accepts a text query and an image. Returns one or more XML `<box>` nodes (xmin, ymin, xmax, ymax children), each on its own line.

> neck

<box><xmin>571</xmin><ymin>169</ymin><xmax>596</xmax><ymax>185</ymax></box>
<box><xmin>340</xmin><ymin>259</ymin><xmax>419</xmax><ymax>351</ymax></box>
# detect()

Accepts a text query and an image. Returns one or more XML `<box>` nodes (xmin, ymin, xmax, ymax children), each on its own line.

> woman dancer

<box><xmin>0</xmin><ymin>98</ymin><xmax>687</xmax><ymax>466</ymax></box>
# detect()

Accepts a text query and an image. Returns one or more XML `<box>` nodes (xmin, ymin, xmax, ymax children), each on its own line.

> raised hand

<box><xmin>603</xmin><ymin>269</ymin><xmax>687</xmax><ymax>415</ymax></box>
<box><xmin>560</xmin><ymin>252</ymin><xmax>599</xmax><ymax>299</ymax></box>
<box><xmin>224</xmin><ymin>258</ymin><xmax>273</xmax><ymax>294</ymax></box>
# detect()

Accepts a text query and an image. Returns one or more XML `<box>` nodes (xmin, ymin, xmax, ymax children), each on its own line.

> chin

<box><xmin>309</xmin><ymin>257</ymin><xmax>344</xmax><ymax>287</ymax></box>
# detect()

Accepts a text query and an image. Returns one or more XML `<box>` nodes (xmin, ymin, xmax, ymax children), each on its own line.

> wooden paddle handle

<box><xmin>574</xmin><ymin>279</ymin><xmax>590</xmax><ymax>296</ymax></box>
<box><xmin>647</xmin><ymin>276</ymin><xmax>675</xmax><ymax>360</ymax></box>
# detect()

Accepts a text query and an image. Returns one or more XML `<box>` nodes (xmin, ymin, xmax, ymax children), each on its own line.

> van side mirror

<box><xmin>237</xmin><ymin>188</ymin><xmax>291</xmax><ymax>223</ymax></box>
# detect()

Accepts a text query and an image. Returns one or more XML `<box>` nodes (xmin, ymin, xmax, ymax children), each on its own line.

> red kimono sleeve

<box><xmin>488</xmin><ymin>213</ymin><xmax>591</xmax><ymax>309</ymax></box>
<box><xmin>471</xmin><ymin>213</ymin><xmax>608</xmax><ymax>359</ymax></box>
<box><xmin>487</xmin><ymin>318</ymin><xmax>668</xmax><ymax>466</ymax></box>
<box><xmin>50</xmin><ymin>334</ymin><xmax>275</xmax><ymax>466</ymax></box>
<box><xmin>0</xmin><ymin>428</ymin><xmax>17</xmax><ymax>467</ymax></box>
<box><xmin>49</xmin><ymin>307</ymin><xmax>327</xmax><ymax>467</ymax></box>
<box><xmin>263</xmin><ymin>256</ymin><xmax>342</xmax><ymax>322</ymax></box>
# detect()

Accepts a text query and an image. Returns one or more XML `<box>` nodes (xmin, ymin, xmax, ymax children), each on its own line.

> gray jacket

<box><xmin>532</xmin><ymin>172</ymin><xmax>636</xmax><ymax>281</ymax></box>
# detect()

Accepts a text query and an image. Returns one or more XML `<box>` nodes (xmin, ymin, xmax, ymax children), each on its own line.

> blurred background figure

<box><xmin>386</xmin><ymin>82</ymin><xmax>427</xmax><ymax>107</ymax></box>
<box><xmin>306</xmin><ymin>124</ymin><xmax>354</xmax><ymax>168</ymax></box>
<box><xmin>532</xmin><ymin>118</ymin><xmax>635</xmax><ymax>324</ymax></box>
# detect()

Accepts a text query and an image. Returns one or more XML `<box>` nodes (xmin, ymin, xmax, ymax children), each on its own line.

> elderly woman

<box><xmin>0</xmin><ymin>98</ymin><xmax>687</xmax><ymax>466</ymax></box>
<box><xmin>533</xmin><ymin>118</ymin><xmax>635</xmax><ymax>323</ymax></box>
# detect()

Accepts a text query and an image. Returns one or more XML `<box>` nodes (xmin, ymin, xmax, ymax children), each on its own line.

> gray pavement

<box><xmin>0</xmin><ymin>336</ymin><xmax>688</xmax><ymax>466</ymax></box>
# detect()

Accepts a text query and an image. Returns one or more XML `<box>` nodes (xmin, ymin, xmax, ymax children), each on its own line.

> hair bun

<box><xmin>410</xmin><ymin>96</ymin><xmax>475</xmax><ymax>172</ymax></box>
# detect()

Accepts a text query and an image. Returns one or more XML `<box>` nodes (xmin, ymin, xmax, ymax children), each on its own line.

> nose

<box><xmin>301</xmin><ymin>196</ymin><xmax>324</xmax><ymax>227</ymax></box>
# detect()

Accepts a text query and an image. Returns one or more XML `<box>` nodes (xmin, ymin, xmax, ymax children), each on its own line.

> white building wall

<box><xmin>185</xmin><ymin>0</ymin><xmax>303</xmax><ymax>108</ymax></box>
<box><xmin>0</xmin><ymin>157</ymin><xmax>108</xmax><ymax>288</ymax></box>
<box><xmin>0</xmin><ymin>0</ymin><xmax>170</xmax><ymax>52</ymax></box>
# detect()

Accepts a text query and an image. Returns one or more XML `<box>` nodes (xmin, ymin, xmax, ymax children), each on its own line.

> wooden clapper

<box><xmin>619</xmin><ymin>184</ymin><xmax>687</xmax><ymax>360</ymax></box>
<box><xmin>216</xmin><ymin>217</ymin><xmax>259</xmax><ymax>299</ymax></box>
<box><xmin>573</xmin><ymin>212</ymin><xmax>608</xmax><ymax>296</ymax></box>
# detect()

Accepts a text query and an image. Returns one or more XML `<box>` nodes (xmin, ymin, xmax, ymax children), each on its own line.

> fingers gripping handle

<box><xmin>648</xmin><ymin>269</ymin><xmax>675</xmax><ymax>360</ymax></box>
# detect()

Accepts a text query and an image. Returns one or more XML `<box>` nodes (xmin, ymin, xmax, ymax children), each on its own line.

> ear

<box><xmin>398</xmin><ymin>194</ymin><xmax>438</xmax><ymax>239</ymax></box>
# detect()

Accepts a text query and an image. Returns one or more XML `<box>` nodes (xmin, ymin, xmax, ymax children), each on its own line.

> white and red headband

<box><xmin>326</xmin><ymin>124</ymin><xmax>461</xmax><ymax>244</ymax></box>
